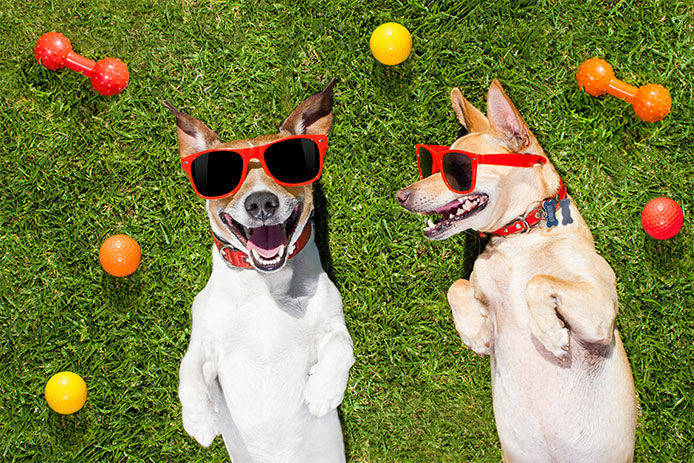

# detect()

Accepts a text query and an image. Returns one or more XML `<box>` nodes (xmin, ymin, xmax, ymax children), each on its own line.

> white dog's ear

<box><xmin>163</xmin><ymin>100</ymin><xmax>221</xmax><ymax>158</ymax></box>
<box><xmin>280</xmin><ymin>78</ymin><xmax>336</xmax><ymax>135</ymax></box>
<box><xmin>486</xmin><ymin>79</ymin><xmax>532</xmax><ymax>152</ymax></box>
<box><xmin>451</xmin><ymin>88</ymin><xmax>489</xmax><ymax>134</ymax></box>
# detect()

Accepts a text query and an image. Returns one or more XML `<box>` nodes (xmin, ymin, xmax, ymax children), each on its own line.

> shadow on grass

<box><xmin>312</xmin><ymin>181</ymin><xmax>335</xmax><ymax>279</ymax></box>
<box><xmin>370</xmin><ymin>60</ymin><xmax>415</xmax><ymax>98</ymax></box>
<box><xmin>45</xmin><ymin>408</ymin><xmax>90</xmax><ymax>450</ymax></box>
<box><xmin>99</xmin><ymin>273</ymin><xmax>143</xmax><ymax>310</ymax></box>
<box><xmin>642</xmin><ymin>234</ymin><xmax>688</xmax><ymax>274</ymax></box>
<box><xmin>462</xmin><ymin>232</ymin><xmax>489</xmax><ymax>277</ymax></box>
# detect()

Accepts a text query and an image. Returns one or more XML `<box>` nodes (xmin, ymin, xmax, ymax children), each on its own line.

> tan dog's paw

<box><xmin>526</xmin><ymin>276</ymin><xmax>571</xmax><ymax>358</ymax></box>
<box><xmin>448</xmin><ymin>279</ymin><xmax>493</xmax><ymax>356</ymax></box>
<box><xmin>531</xmin><ymin>318</ymin><xmax>570</xmax><ymax>358</ymax></box>
<box><xmin>303</xmin><ymin>362</ymin><xmax>347</xmax><ymax>418</ymax></box>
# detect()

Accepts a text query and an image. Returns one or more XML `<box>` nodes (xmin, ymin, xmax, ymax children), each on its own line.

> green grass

<box><xmin>0</xmin><ymin>0</ymin><xmax>692</xmax><ymax>461</ymax></box>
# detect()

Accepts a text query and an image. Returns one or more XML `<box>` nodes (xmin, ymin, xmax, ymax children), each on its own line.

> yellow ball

<box><xmin>45</xmin><ymin>371</ymin><xmax>87</xmax><ymax>415</ymax></box>
<box><xmin>370</xmin><ymin>22</ymin><xmax>412</xmax><ymax>65</ymax></box>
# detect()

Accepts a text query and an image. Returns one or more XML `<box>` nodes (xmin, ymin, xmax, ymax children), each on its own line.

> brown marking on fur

<box><xmin>280</xmin><ymin>78</ymin><xmax>337</xmax><ymax>136</ymax></box>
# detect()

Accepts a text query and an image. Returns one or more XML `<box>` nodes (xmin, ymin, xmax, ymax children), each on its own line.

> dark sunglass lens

<box><xmin>442</xmin><ymin>152</ymin><xmax>473</xmax><ymax>192</ymax></box>
<box><xmin>264</xmin><ymin>138</ymin><xmax>321</xmax><ymax>184</ymax></box>
<box><xmin>418</xmin><ymin>148</ymin><xmax>433</xmax><ymax>177</ymax></box>
<box><xmin>191</xmin><ymin>151</ymin><xmax>244</xmax><ymax>197</ymax></box>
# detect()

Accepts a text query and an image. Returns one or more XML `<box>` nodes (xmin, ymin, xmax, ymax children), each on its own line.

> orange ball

<box><xmin>99</xmin><ymin>234</ymin><xmax>141</xmax><ymax>277</ymax></box>
<box><xmin>632</xmin><ymin>83</ymin><xmax>671</xmax><ymax>123</ymax></box>
<box><xmin>576</xmin><ymin>58</ymin><xmax>614</xmax><ymax>97</ymax></box>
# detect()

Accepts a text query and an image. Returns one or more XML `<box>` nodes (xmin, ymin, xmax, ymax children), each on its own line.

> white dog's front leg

<box><xmin>179</xmin><ymin>342</ymin><xmax>220</xmax><ymax>447</ymax></box>
<box><xmin>526</xmin><ymin>274</ymin><xmax>618</xmax><ymax>358</ymax></box>
<box><xmin>304</xmin><ymin>322</ymin><xmax>354</xmax><ymax>418</ymax></box>
<box><xmin>447</xmin><ymin>279</ymin><xmax>493</xmax><ymax>356</ymax></box>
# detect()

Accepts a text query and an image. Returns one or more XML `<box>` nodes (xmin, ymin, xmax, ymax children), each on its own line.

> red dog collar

<box><xmin>213</xmin><ymin>221</ymin><xmax>313</xmax><ymax>270</ymax></box>
<box><xmin>483</xmin><ymin>179</ymin><xmax>567</xmax><ymax>237</ymax></box>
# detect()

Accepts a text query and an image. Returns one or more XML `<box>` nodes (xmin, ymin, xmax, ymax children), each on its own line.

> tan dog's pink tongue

<box><xmin>247</xmin><ymin>225</ymin><xmax>285</xmax><ymax>258</ymax></box>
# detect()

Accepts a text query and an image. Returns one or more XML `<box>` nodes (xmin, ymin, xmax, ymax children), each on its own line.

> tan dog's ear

<box><xmin>163</xmin><ymin>100</ymin><xmax>221</xmax><ymax>158</ymax></box>
<box><xmin>451</xmin><ymin>88</ymin><xmax>489</xmax><ymax>133</ymax></box>
<box><xmin>280</xmin><ymin>78</ymin><xmax>336</xmax><ymax>135</ymax></box>
<box><xmin>486</xmin><ymin>79</ymin><xmax>532</xmax><ymax>152</ymax></box>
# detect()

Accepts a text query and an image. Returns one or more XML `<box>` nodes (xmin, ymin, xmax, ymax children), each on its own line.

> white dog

<box><xmin>165</xmin><ymin>79</ymin><xmax>354</xmax><ymax>462</ymax></box>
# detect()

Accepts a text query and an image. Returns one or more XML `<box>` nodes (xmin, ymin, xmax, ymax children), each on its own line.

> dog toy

<box><xmin>576</xmin><ymin>58</ymin><xmax>671</xmax><ymax>122</ymax></box>
<box><xmin>34</xmin><ymin>32</ymin><xmax>129</xmax><ymax>96</ymax></box>
<box><xmin>370</xmin><ymin>23</ymin><xmax>412</xmax><ymax>65</ymax></box>
<box><xmin>641</xmin><ymin>197</ymin><xmax>683</xmax><ymax>240</ymax></box>
<box><xmin>45</xmin><ymin>371</ymin><xmax>87</xmax><ymax>414</ymax></box>
<box><xmin>99</xmin><ymin>234</ymin><xmax>141</xmax><ymax>277</ymax></box>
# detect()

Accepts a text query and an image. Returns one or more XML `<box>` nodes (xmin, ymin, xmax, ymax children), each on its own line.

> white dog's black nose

<box><xmin>245</xmin><ymin>192</ymin><xmax>279</xmax><ymax>221</ymax></box>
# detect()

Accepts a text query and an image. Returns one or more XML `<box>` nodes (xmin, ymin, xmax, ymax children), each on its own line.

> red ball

<box><xmin>90</xmin><ymin>57</ymin><xmax>129</xmax><ymax>96</ymax></box>
<box><xmin>641</xmin><ymin>197</ymin><xmax>684</xmax><ymax>240</ymax></box>
<box><xmin>34</xmin><ymin>32</ymin><xmax>72</xmax><ymax>71</ymax></box>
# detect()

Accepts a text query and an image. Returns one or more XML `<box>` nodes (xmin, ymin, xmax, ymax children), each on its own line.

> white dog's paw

<box><xmin>532</xmin><ymin>322</ymin><xmax>570</xmax><ymax>358</ymax></box>
<box><xmin>303</xmin><ymin>363</ymin><xmax>347</xmax><ymax>418</ymax></box>
<box><xmin>181</xmin><ymin>406</ymin><xmax>219</xmax><ymax>447</ymax></box>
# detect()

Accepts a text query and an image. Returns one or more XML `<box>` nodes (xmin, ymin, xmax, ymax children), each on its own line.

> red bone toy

<box><xmin>576</xmin><ymin>58</ymin><xmax>671</xmax><ymax>123</ymax></box>
<box><xmin>34</xmin><ymin>32</ymin><xmax>129</xmax><ymax>96</ymax></box>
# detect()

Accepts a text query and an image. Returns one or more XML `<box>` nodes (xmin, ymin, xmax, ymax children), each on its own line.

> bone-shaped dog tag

<box><xmin>559</xmin><ymin>198</ymin><xmax>573</xmax><ymax>225</ymax></box>
<box><xmin>543</xmin><ymin>199</ymin><xmax>558</xmax><ymax>227</ymax></box>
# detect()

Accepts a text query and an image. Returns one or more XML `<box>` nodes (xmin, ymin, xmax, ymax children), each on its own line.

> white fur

<box><xmin>179</xmin><ymin>232</ymin><xmax>354</xmax><ymax>462</ymax></box>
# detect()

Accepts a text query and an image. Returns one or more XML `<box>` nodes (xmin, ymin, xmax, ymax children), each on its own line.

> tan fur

<box><xmin>398</xmin><ymin>80</ymin><xmax>637</xmax><ymax>462</ymax></box>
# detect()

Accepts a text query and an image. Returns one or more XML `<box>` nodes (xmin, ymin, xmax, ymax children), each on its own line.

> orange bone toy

<box><xmin>576</xmin><ymin>58</ymin><xmax>671</xmax><ymax>122</ymax></box>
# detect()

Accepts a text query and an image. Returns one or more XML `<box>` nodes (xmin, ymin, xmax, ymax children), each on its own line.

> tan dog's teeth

<box><xmin>426</xmin><ymin>218</ymin><xmax>435</xmax><ymax>229</ymax></box>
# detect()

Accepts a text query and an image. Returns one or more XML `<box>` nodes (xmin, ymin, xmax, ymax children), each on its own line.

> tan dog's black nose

<box><xmin>395</xmin><ymin>188</ymin><xmax>411</xmax><ymax>207</ymax></box>
<box><xmin>245</xmin><ymin>192</ymin><xmax>279</xmax><ymax>221</ymax></box>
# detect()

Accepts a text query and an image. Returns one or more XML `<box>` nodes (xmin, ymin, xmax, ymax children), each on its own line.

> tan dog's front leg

<box><xmin>526</xmin><ymin>274</ymin><xmax>618</xmax><ymax>358</ymax></box>
<box><xmin>448</xmin><ymin>279</ymin><xmax>493</xmax><ymax>356</ymax></box>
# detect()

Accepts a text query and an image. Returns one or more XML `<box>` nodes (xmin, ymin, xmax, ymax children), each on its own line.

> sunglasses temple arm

<box><xmin>476</xmin><ymin>154</ymin><xmax>547</xmax><ymax>167</ymax></box>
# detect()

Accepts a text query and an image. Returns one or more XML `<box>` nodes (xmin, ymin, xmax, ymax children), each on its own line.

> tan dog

<box><xmin>397</xmin><ymin>80</ymin><xmax>637</xmax><ymax>462</ymax></box>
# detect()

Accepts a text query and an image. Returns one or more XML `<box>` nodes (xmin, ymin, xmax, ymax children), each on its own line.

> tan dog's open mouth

<box><xmin>423</xmin><ymin>194</ymin><xmax>488</xmax><ymax>238</ymax></box>
<box><xmin>220</xmin><ymin>203</ymin><xmax>304</xmax><ymax>272</ymax></box>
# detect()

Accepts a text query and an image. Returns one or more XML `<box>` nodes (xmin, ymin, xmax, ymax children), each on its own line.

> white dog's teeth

<box><xmin>288</xmin><ymin>243</ymin><xmax>296</xmax><ymax>255</ymax></box>
<box><xmin>251</xmin><ymin>249</ymin><xmax>260</xmax><ymax>261</ymax></box>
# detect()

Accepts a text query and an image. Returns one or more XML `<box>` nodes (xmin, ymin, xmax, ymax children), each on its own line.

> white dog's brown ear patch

<box><xmin>164</xmin><ymin>100</ymin><xmax>221</xmax><ymax>158</ymax></box>
<box><xmin>451</xmin><ymin>88</ymin><xmax>490</xmax><ymax>134</ymax></box>
<box><xmin>280</xmin><ymin>78</ymin><xmax>337</xmax><ymax>135</ymax></box>
<box><xmin>486</xmin><ymin>80</ymin><xmax>532</xmax><ymax>152</ymax></box>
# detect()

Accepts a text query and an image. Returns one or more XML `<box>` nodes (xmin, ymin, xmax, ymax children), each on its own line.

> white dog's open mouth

<box><xmin>422</xmin><ymin>194</ymin><xmax>488</xmax><ymax>238</ymax></box>
<box><xmin>220</xmin><ymin>203</ymin><xmax>303</xmax><ymax>272</ymax></box>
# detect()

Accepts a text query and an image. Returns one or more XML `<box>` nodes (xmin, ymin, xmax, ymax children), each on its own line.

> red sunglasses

<box><xmin>416</xmin><ymin>144</ymin><xmax>547</xmax><ymax>194</ymax></box>
<box><xmin>181</xmin><ymin>134</ymin><xmax>328</xmax><ymax>199</ymax></box>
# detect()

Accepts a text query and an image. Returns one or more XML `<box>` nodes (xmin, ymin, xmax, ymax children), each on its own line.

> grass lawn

<box><xmin>0</xmin><ymin>0</ymin><xmax>692</xmax><ymax>461</ymax></box>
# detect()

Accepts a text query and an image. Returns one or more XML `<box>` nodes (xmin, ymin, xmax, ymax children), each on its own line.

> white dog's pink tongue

<box><xmin>247</xmin><ymin>225</ymin><xmax>285</xmax><ymax>258</ymax></box>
